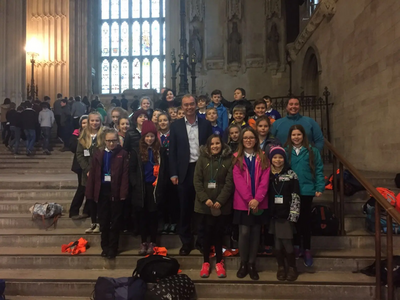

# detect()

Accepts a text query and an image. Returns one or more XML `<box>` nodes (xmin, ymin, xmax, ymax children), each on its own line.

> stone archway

<box><xmin>302</xmin><ymin>47</ymin><xmax>320</xmax><ymax>96</ymax></box>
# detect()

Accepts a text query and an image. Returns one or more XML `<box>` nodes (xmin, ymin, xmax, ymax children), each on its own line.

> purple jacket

<box><xmin>232</xmin><ymin>153</ymin><xmax>270</xmax><ymax>211</ymax></box>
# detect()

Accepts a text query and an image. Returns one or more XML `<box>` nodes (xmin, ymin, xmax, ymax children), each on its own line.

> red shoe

<box><xmin>216</xmin><ymin>260</ymin><xmax>226</xmax><ymax>278</ymax></box>
<box><xmin>200</xmin><ymin>262</ymin><xmax>210</xmax><ymax>278</ymax></box>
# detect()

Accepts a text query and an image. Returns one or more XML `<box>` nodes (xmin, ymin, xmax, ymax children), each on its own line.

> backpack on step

<box><xmin>311</xmin><ymin>205</ymin><xmax>339</xmax><ymax>236</ymax></box>
<box><xmin>29</xmin><ymin>202</ymin><xmax>63</xmax><ymax>229</ymax></box>
<box><xmin>325</xmin><ymin>169</ymin><xmax>364</xmax><ymax>196</ymax></box>
<box><xmin>91</xmin><ymin>276</ymin><xmax>146</xmax><ymax>300</ymax></box>
<box><xmin>0</xmin><ymin>279</ymin><xmax>5</xmax><ymax>300</ymax></box>
<box><xmin>360</xmin><ymin>256</ymin><xmax>400</xmax><ymax>286</ymax></box>
<box><xmin>132</xmin><ymin>255</ymin><xmax>180</xmax><ymax>283</ymax></box>
<box><xmin>145</xmin><ymin>274</ymin><xmax>196</xmax><ymax>300</ymax></box>
<box><xmin>364</xmin><ymin>205</ymin><xmax>400</xmax><ymax>234</ymax></box>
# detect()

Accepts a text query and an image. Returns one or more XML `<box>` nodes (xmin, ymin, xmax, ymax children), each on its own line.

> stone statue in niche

<box><xmin>189</xmin><ymin>26</ymin><xmax>203</xmax><ymax>63</ymax></box>
<box><xmin>228</xmin><ymin>22</ymin><xmax>242</xmax><ymax>64</ymax></box>
<box><xmin>267</xmin><ymin>23</ymin><xmax>280</xmax><ymax>64</ymax></box>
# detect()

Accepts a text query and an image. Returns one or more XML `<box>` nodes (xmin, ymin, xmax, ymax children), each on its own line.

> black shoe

<box><xmin>277</xmin><ymin>266</ymin><xmax>286</xmax><ymax>281</ymax></box>
<box><xmin>107</xmin><ymin>250</ymin><xmax>117</xmax><ymax>259</ymax></box>
<box><xmin>248</xmin><ymin>263</ymin><xmax>259</xmax><ymax>281</ymax></box>
<box><xmin>101</xmin><ymin>250</ymin><xmax>108</xmax><ymax>257</ymax></box>
<box><xmin>179</xmin><ymin>244</ymin><xmax>192</xmax><ymax>256</ymax></box>
<box><xmin>236</xmin><ymin>262</ymin><xmax>248</xmax><ymax>278</ymax></box>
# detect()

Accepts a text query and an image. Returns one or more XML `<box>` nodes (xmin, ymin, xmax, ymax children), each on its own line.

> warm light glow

<box><xmin>25</xmin><ymin>37</ymin><xmax>41</xmax><ymax>58</ymax></box>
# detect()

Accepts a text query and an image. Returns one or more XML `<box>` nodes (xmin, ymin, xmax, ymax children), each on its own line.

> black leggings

<box><xmin>138</xmin><ymin>183</ymin><xmax>158</xmax><ymax>244</ymax></box>
<box><xmin>202</xmin><ymin>215</ymin><xmax>225</xmax><ymax>264</ymax></box>
<box><xmin>239</xmin><ymin>225</ymin><xmax>261</xmax><ymax>264</ymax></box>
<box><xmin>294</xmin><ymin>195</ymin><xmax>314</xmax><ymax>250</ymax></box>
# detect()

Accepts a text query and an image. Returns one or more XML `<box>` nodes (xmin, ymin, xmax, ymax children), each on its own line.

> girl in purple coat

<box><xmin>233</xmin><ymin>127</ymin><xmax>270</xmax><ymax>281</ymax></box>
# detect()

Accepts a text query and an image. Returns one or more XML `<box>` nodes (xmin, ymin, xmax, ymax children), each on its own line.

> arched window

<box><xmin>100</xmin><ymin>0</ymin><xmax>166</xmax><ymax>94</ymax></box>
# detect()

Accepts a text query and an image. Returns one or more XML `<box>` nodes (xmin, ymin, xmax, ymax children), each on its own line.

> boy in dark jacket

<box><xmin>20</xmin><ymin>102</ymin><xmax>38</xmax><ymax>156</ymax></box>
<box><xmin>85</xmin><ymin>128</ymin><xmax>129</xmax><ymax>259</ymax></box>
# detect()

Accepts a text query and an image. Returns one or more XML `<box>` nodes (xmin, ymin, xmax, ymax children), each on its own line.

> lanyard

<box><xmin>272</xmin><ymin>175</ymin><xmax>284</xmax><ymax>195</ymax></box>
<box><xmin>209</xmin><ymin>157</ymin><xmax>222</xmax><ymax>183</ymax></box>
<box><xmin>105</xmin><ymin>152</ymin><xmax>111</xmax><ymax>175</ymax></box>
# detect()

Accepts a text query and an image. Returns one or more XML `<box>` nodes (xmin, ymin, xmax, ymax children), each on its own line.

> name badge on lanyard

<box><xmin>208</xmin><ymin>182</ymin><xmax>216</xmax><ymax>189</ymax></box>
<box><xmin>104</xmin><ymin>175</ymin><xmax>111</xmax><ymax>182</ymax></box>
<box><xmin>275</xmin><ymin>195</ymin><xmax>283</xmax><ymax>204</ymax></box>
<box><xmin>84</xmin><ymin>149</ymin><xmax>90</xmax><ymax>157</ymax></box>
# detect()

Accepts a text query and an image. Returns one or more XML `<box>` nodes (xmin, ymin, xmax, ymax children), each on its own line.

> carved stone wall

<box><xmin>0</xmin><ymin>0</ymin><xmax>26</xmax><ymax>105</ymax></box>
<box><xmin>26</xmin><ymin>0</ymin><xmax>69</xmax><ymax>104</ymax></box>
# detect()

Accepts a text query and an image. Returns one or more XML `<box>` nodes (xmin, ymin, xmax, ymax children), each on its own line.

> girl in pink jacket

<box><xmin>232</xmin><ymin>127</ymin><xmax>270</xmax><ymax>281</ymax></box>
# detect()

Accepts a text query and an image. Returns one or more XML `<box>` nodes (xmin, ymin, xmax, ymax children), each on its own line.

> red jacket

<box><xmin>85</xmin><ymin>145</ymin><xmax>129</xmax><ymax>202</ymax></box>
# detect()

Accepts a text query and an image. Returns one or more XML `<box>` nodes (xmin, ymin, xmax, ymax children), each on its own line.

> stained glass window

<box><xmin>102</xmin><ymin>0</ymin><xmax>110</xmax><ymax>19</ymax></box>
<box><xmin>111</xmin><ymin>0</ymin><xmax>119</xmax><ymax>19</ymax></box>
<box><xmin>101</xmin><ymin>0</ymin><xmax>166</xmax><ymax>94</ymax></box>
<box><xmin>102</xmin><ymin>59</ymin><xmax>110</xmax><ymax>94</ymax></box>
<box><xmin>101</xmin><ymin>23</ymin><xmax>110</xmax><ymax>56</ymax></box>
<box><xmin>121</xmin><ymin>59</ymin><xmax>129</xmax><ymax>91</ymax></box>
<box><xmin>121</xmin><ymin>22</ymin><xmax>129</xmax><ymax>56</ymax></box>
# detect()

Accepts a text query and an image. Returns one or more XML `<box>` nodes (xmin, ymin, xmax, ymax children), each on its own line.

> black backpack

<box><xmin>311</xmin><ymin>205</ymin><xmax>339</xmax><ymax>236</ymax></box>
<box><xmin>360</xmin><ymin>256</ymin><xmax>400</xmax><ymax>286</ymax></box>
<box><xmin>145</xmin><ymin>274</ymin><xmax>196</xmax><ymax>300</ymax></box>
<box><xmin>132</xmin><ymin>255</ymin><xmax>180</xmax><ymax>283</ymax></box>
<box><xmin>92</xmin><ymin>276</ymin><xmax>146</xmax><ymax>300</ymax></box>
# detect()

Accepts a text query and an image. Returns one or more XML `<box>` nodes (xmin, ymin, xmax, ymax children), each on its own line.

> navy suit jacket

<box><xmin>169</xmin><ymin>117</ymin><xmax>213</xmax><ymax>182</ymax></box>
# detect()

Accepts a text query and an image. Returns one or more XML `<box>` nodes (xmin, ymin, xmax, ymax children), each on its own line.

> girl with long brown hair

<box><xmin>233</xmin><ymin>127</ymin><xmax>270</xmax><ymax>281</ymax></box>
<box><xmin>284</xmin><ymin>124</ymin><xmax>324</xmax><ymax>268</ymax></box>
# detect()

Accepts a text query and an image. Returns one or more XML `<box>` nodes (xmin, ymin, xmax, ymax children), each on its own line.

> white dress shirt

<box><xmin>185</xmin><ymin>116</ymin><xmax>200</xmax><ymax>163</ymax></box>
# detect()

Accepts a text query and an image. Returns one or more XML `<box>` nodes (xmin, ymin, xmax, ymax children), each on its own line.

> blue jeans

<box><xmin>24</xmin><ymin>129</ymin><xmax>36</xmax><ymax>153</ymax></box>
<box><xmin>9</xmin><ymin>126</ymin><xmax>21</xmax><ymax>153</ymax></box>
<box><xmin>41</xmin><ymin>127</ymin><xmax>51</xmax><ymax>151</ymax></box>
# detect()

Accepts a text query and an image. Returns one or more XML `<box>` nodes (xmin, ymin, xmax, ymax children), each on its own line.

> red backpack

<box><xmin>373</xmin><ymin>187</ymin><xmax>400</xmax><ymax>213</ymax></box>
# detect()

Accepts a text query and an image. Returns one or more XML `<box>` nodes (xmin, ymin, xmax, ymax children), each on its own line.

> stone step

<box><xmin>2</xmin><ymin>269</ymin><xmax>376</xmax><ymax>299</ymax></box>
<box><xmin>0</xmin><ymin>168</ymin><xmax>72</xmax><ymax>174</ymax></box>
<box><xmin>0</xmin><ymin>228</ymin><xmax>397</xmax><ymax>249</ymax></box>
<box><xmin>0</xmin><ymin>247</ymin><xmax>381</xmax><ymax>273</ymax></box>
<box><xmin>345</xmin><ymin>215</ymin><xmax>367</xmax><ymax>233</ymax></box>
<box><xmin>0</xmin><ymin>174</ymin><xmax>77</xmax><ymax>189</ymax></box>
<box><xmin>0</xmin><ymin>189</ymin><xmax>75</xmax><ymax>200</ymax></box>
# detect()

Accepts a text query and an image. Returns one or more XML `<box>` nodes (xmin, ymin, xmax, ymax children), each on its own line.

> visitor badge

<box><xmin>84</xmin><ymin>149</ymin><xmax>90</xmax><ymax>157</ymax></box>
<box><xmin>104</xmin><ymin>175</ymin><xmax>111</xmax><ymax>182</ymax></box>
<box><xmin>208</xmin><ymin>182</ymin><xmax>216</xmax><ymax>189</ymax></box>
<box><xmin>275</xmin><ymin>195</ymin><xmax>283</xmax><ymax>204</ymax></box>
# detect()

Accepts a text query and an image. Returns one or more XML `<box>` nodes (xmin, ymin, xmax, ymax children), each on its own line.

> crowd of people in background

<box><xmin>0</xmin><ymin>87</ymin><xmax>325</xmax><ymax>281</ymax></box>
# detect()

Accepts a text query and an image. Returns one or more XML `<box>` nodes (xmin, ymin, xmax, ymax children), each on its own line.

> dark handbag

<box><xmin>133</xmin><ymin>255</ymin><xmax>180</xmax><ymax>283</ymax></box>
<box><xmin>92</xmin><ymin>276</ymin><xmax>146</xmax><ymax>300</ymax></box>
<box><xmin>145</xmin><ymin>274</ymin><xmax>196</xmax><ymax>300</ymax></box>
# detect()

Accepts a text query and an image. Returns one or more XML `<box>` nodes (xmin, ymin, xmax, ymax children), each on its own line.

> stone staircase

<box><xmin>0</xmin><ymin>143</ymin><xmax>398</xmax><ymax>299</ymax></box>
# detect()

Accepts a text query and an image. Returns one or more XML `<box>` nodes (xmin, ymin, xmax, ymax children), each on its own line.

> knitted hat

<box><xmin>269</xmin><ymin>146</ymin><xmax>287</xmax><ymax>162</ymax></box>
<box><xmin>132</xmin><ymin>109</ymin><xmax>148</xmax><ymax>123</ymax></box>
<box><xmin>141</xmin><ymin>120</ymin><xmax>157</xmax><ymax>137</ymax></box>
<box><xmin>79</xmin><ymin>115</ymin><xmax>88</xmax><ymax>128</ymax></box>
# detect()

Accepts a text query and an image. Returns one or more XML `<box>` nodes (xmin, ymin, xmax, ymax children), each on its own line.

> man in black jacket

<box><xmin>21</xmin><ymin>102</ymin><xmax>38</xmax><ymax>156</ymax></box>
<box><xmin>60</xmin><ymin>99</ymin><xmax>72</xmax><ymax>152</ymax></box>
<box><xmin>169</xmin><ymin>94</ymin><xmax>213</xmax><ymax>255</ymax></box>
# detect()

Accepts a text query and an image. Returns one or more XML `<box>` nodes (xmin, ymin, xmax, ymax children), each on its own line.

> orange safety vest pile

<box><xmin>61</xmin><ymin>237</ymin><xmax>89</xmax><ymax>255</ymax></box>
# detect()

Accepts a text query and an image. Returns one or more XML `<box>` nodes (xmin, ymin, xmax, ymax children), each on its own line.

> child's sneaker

<box><xmin>85</xmin><ymin>223</ymin><xmax>97</xmax><ymax>233</ymax></box>
<box><xmin>139</xmin><ymin>243</ymin><xmax>148</xmax><ymax>255</ymax></box>
<box><xmin>92</xmin><ymin>223</ymin><xmax>100</xmax><ymax>233</ymax></box>
<box><xmin>264</xmin><ymin>246</ymin><xmax>273</xmax><ymax>255</ymax></box>
<box><xmin>303</xmin><ymin>249</ymin><xmax>313</xmax><ymax>267</ymax></box>
<box><xmin>215</xmin><ymin>260</ymin><xmax>226</xmax><ymax>278</ymax></box>
<box><xmin>200</xmin><ymin>262</ymin><xmax>210</xmax><ymax>278</ymax></box>
<box><xmin>294</xmin><ymin>246</ymin><xmax>302</xmax><ymax>259</ymax></box>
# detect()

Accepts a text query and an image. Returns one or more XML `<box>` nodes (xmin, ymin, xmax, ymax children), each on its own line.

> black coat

<box><xmin>157</xmin><ymin>99</ymin><xmax>181</xmax><ymax>111</ymax></box>
<box><xmin>169</xmin><ymin>117</ymin><xmax>213</xmax><ymax>181</ymax></box>
<box><xmin>123</xmin><ymin>128</ymin><xmax>141</xmax><ymax>153</ymax></box>
<box><xmin>6</xmin><ymin>110</ymin><xmax>21</xmax><ymax>127</ymax></box>
<box><xmin>129</xmin><ymin>147</ymin><xmax>165</xmax><ymax>209</ymax></box>
<box><xmin>69</xmin><ymin>132</ymin><xmax>81</xmax><ymax>174</ymax></box>
<box><xmin>20</xmin><ymin>109</ymin><xmax>38</xmax><ymax>130</ymax></box>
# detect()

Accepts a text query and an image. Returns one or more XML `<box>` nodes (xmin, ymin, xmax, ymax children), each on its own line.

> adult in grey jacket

<box><xmin>38</xmin><ymin>102</ymin><xmax>55</xmax><ymax>154</ymax></box>
<box><xmin>71</xmin><ymin>96</ymin><xmax>87</xmax><ymax>129</ymax></box>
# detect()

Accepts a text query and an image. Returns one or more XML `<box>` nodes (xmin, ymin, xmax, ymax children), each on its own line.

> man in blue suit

<box><xmin>169</xmin><ymin>94</ymin><xmax>213</xmax><ymax>255</ymax></box>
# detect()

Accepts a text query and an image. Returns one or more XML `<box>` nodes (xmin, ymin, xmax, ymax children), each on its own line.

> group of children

<box><xmin>69</xmin><ymin>93</ymin><xmax>324</xmax><ymax>282</ymax></box>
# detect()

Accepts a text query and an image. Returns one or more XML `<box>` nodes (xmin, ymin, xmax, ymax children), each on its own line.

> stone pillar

<box><xmin>69</xmin><ymin>0</ymin><xmax>92</xmax><ymax>98</ymax></box>
<box><xmin>26</xmin><ymin>0</ymin><xmax>69</xmax><ymax>104</ymax></box>
<box><xmin>0</xmin><ymin>0</ymin><xmax>26</xmax><ymax>105</ymax></box>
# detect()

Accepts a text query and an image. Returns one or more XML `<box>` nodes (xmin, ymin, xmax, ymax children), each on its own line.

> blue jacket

<box><xmin>286</xmin><ymin>146</ymin><xmax>325</xmax><ymax>196</ymax></box>
<box><xmin>270</xmin><ymin>113</ymin><xmax>324</xmax><ymax>151</ymax></box>
<box><xmin>208</xmin><ymin>102</ymin><xmax>228</xmax><ymax>131</ymax></box>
